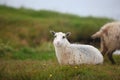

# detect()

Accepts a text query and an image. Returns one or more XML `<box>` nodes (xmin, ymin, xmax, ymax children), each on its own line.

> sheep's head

<box><xmin>50</xmin><ymin>31</ymin><xmax>71</xmax><ymax>47</ymax></box>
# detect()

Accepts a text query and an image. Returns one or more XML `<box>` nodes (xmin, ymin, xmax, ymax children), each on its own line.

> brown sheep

<box><xmin>92</xmin><ymin>22</ymin><xmax>120</xmax><ymax>64</ymax></box>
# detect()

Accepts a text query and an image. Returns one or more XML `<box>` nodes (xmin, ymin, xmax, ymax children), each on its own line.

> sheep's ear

<box><xmin>50</xmin><ymin>30</ymin><xmax>56</xmax><ymax>36</ymax></box>
<box><xmin>66</xmin><ymin>32</ymin><xmax>71</xmax><ymax>37</ymax></box>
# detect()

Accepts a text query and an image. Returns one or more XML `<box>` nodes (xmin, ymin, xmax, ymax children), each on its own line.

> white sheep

<box><xmin>92</xmin><ymin>22</ymin><xmax>120</xmax><ymax>64</ymax></box>
<box><xmin>50</xmin><ymin>31</ymin><xmax>103</xmax><ymax>65</ymax></box>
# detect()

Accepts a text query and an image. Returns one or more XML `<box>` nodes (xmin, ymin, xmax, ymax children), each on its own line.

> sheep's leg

<box><xmin>101</xmin><ymin>48</ymin><xmax>107</xmax><ymax>56</ymax></box>
<box><xmin>101</xmin><ymin>38</ymin><xmax>107</xmax><ymax>56</ymax></box>
<box><xmin>106</xmin><ymin>50</ymin><xmax>116</xmax><ymax>64</ymax></box>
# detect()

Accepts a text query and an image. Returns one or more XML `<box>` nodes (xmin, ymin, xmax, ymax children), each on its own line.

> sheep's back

<box><xmin>101</xmin><ymin>22</ymin><xmax>120</xmax><ymax>49</ymax></box>
<box><xmin>69</xmin><ymin>44</ymin><xmax>103</xmax><ymax>64</ymax></box>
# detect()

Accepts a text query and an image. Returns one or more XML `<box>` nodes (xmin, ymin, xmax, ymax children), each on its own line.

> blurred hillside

<box><xmin>0</xmin><ymin>5</ymin><xmax>113</xmax><ymax>47</ymax></box>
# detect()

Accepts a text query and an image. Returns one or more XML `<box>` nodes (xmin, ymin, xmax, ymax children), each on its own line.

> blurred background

<box><xmin>0</xmin><ymin>0</ymin><xmax>119</xmax><ymax>59</ymax></box>
<box><xmin>1</xmin><ymin>0</ymin><xmax>120</xmax><ymax>20</ymax></box>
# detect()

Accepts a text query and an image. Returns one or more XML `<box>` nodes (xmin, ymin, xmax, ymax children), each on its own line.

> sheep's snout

<box><xmin>54</xmin><ymin>40</ymin><xmax>62</xmax><ymax>47</ymax></box>
<box><xmin>55</xmin><ymin>41</ymin><xmax>61</xmax><ymax>46</ymax></box>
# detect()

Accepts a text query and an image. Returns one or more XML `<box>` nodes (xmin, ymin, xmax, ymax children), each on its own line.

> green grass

<box><xmin>0</xmin><ymin>37</ymin><xmax>120</xmax><ymax>80</ymax></box>
<box><xmin>0</xmin><ymin>40</ymin><xmax>120</xmax><ymax>80</ymax></box>
<box><xmin>0</xmin><ymin>5</ymin><xmax>113</xmax><ymax>47</ymax></box>
<box><xmin>0</xmin><ymin>55</ymin><xmax>120</xmax><ymax>80</ymax></box>
<box><xmin>0</xmin><ymin>41</ymin><xmax>120</xmax><ymax>80</ymax></box>
<box><xmin>0</xmin><ymin>41</ymin><xmax>55</xmax><ymax>60</ymax></box>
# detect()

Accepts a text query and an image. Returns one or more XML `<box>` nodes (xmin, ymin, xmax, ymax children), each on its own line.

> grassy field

<box><xmin>0</xmin><ymin>52</ymin><xmax>120</xmax><ymax>80</ymax></box>
<box><xmin>0</xmin><ymin>5</ymin><xmax>113</xmax><ymax>47</ymax></box>
<box><xmin>0</xmin><ymin>42</ymin><xmax>120</xmax><ymax>80</ymax></box>
<box><xmin>0</xmin><ymin>5</ymin><xmax>120</xmax><ymax>80</ymax></box>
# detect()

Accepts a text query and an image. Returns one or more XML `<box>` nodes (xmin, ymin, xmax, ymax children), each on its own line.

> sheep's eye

<box><xmin>62</xmin><ymin>36</ymin><xmax>66</xmax><ymax>39</ymax></box>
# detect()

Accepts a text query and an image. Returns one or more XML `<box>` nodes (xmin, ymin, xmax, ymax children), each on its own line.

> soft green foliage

<box><xmin>0</xmin><ymin>55</ymin><xmax>120</xmax><ymax>80</ymax></box>
<box><xmin>0</xmin><ymin>5</ymin><xmax>113</xmax><ymax>47</ymax></box>
<box><xmin>0</xmin><ymin>40</ymin><xmax>55</xmax><ymax>60</ymax></box>
<box><xmin>0</xmin><ymin>40</ymin><xmax>120</xmax><ymax>80</ymax></box>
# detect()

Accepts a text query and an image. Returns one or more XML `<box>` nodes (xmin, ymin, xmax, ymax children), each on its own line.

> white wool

<box><xmin>52</xmin><ymin>32</ymin><xmax>103</xmax><ymax>65</ymax></box>
<box><xmin>92</xmin><ymin>22</ymin><xmax>120</xmax><ymax>64</ymax></box>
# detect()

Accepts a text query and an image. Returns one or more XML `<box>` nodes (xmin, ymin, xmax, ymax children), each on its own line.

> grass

<box><xmin>0</xmin><ymin>5</ymin><xmax>113</xmax><ymax>47</ymax></box>
<box><xmin>0</xmin><ymin>40</ymin><xmax>120</xmax><ymax>80</ymax></box>
<box><xmin>0</xmin><ymin>42</ymin><xmax>120</xmax><ymax>80</ymax></box>
<box><xmin>0</xmin><ymin>55</ymin><xmax>120</xmax><ymax>80</ymax></box>
<box><xmin>0</xmin><ymin>41</ymin><xmax>55</xmax><ymax>60</ymax></box>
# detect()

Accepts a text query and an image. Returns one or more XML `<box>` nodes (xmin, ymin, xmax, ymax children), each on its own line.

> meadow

<box><xmin>0</xmin><ymin>5</ymin><xmax>120</xmax><ymax>80</ymax></box>
<box><xmin>0</xmin><ymin>45</ymin><xmax>120</xmax><ymax>80</ymax></box>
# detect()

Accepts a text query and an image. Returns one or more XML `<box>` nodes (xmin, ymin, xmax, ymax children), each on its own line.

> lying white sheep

<box><xmin>50</xmin><ymin>31</ymin><xmax>103</xmax><ymax>65</ymax></box>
